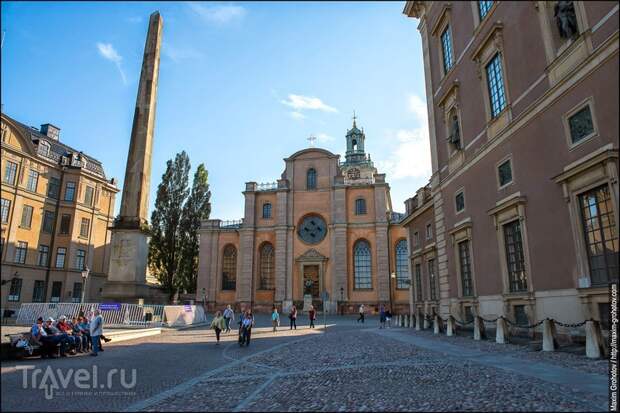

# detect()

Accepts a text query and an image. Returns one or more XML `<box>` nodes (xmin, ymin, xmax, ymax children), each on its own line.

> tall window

<box><xmin>47</xmin><ymin>177</ymin><xmax>60</xmax><ymax>199</ymax></box>
<box><xmin>222</xmin><ymin>245</ymin><xmax>237</xmax><ymax>290</ymax></box>
<box><xmin>37</xmin><ymin>245</ymin><xmax>49</xmax><ymax>267</ymax></box>
<box><xmin>50</xmin><ymin>281</ymin><xmax>62</xmax><ymax>303</ymax></box>
<box><xmin>64</xmin><ymin>182</ymin><xmax>76</xmax><ymax>201</ymax></box>
<box><xmin>486</xmin><ymin>53</ymin><xmax>507</xmax><ymax>118</ymax></box>
<box><xmin>8</xmin><ymin>278</ymin><xmax>22</xmax><ymax>302</ymax></box>
<box><xmin>459</xmin><ymin>240</ymin><xmax>473</xmax><ymax>297</ymax></box>
<box><xmin>55</xmin><ymin>247</ymin><xmax>67</xmax><ymax>268</ymax></box>
<box><xmin>259</xmin><ymin>243</ymin><xmax>275</xmax><ymax>290</ymax></box>
<box><xmin>428</xmin><ymin>259</ymin><xmax>437</xmax><ymax>301</ymax></box>
<box><xmin>455</xmin><ymin>191</ymin><xmax>465</xmax><ymax>213</ymax></box>
<box><xmin>395</xmin><ymin>240</ymin><xmax>409</xmax><ymax>289</ymax></box>
<box><xmin>426</xmin><ymin>223</ymin><xmax>433</xmax><ymax>240</ymax></box>
<box><xmin>84</xmin><ymin>186</ymin><xmax>94</xmax><ymax>206</ymax></box>
<box><xmin>262</xmin><ymin>203</ymin><xmax>272</xmax><ymax>219</ymax></box>
<box><xmin>60</xmin><ymin>214</ymin><xmax>71</xmax><ymax>235</ymax></box>
<box><xmin>413</xmin><ymin>231</ymin><xmax>420</xmax><ymax>248</ymax></box>
<box><xmin>3</xmin><ymin>161</ymin><xmax>17</xmax><ymax>185</ymax></box>
<box><xmin>354</xmin><ymin>240</ymin><xmax>372</xmax><ymax>289</ymax></box>
<box><xmin>20</xmin><ymin>205</ymin><xmax>33</xmax><ymax>228</ymax></box>
<box><xmin>579</xmin><ymin>185</ymin><xmax>618</xmax><ymax>285</ymax></box>
<box><xmin>75</xmin><ymin>249</ymin><xmax>86</xmax><ymax>270</ymax></box>
<box><xmin>72</xmin><ymin>283</ymin><xmax>82</xmax><ymax>303</ymax></box>
<box><xmin>32</xmin><ymin>280</ymin><xmax>45</xmax><ymax>303</ymax></box>
<box><xmin>26</xmin><ymin>169</ymin><xmax>39</xmax><ymax>192</ymax></box>
<box><xmin>498</xmin><ymin>159</ymin><xmax>513</xmax><ymax>187</ymax></box>
<box><xmin>441</xmin><ymin>25</ymin><xmax>454</xmax><ymax>73</ymax></box>
<box><xmin>80</xmin><ymin>218</ymin><xmax>90</xmax><ymax>238</ymax></box>
<box><xmin>1</xmin><ymin>198</ymin><xmax>10</xmax><ymax>223</ymax></box>
<box><xmin>415</xmin><ymin>263</ymin><xmax>422</xmax><ymax>301</ymax></box>
<box><xmin>478</xmin><ymin>0</ymin><xmax>493</xmax><ymax>19</ymax></box>
<box><xmin>42</xmin><ymin>211</ymin><xmax>55</xmax><ymax>234</ymax></box>
<box><xmin>306</xmin><ymin>168</ymin><xmax>317</xmax><ymax>190</ymax></box>
<box><xmin>355</xmin><ymin>198</ymin><xmax>367</xmax><ymax>215</ymax></box>
<box><xmin>14</xmin><ymin>241</ymin><xmax>27</xmax><ymax>264</ymax></box>
<box><xmin>504</xmin><ymin>220</ymin><xmax>527</xmax><ymax>292</ymax></box>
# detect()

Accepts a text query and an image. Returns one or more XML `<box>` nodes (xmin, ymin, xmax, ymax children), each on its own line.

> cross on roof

<box><xmin>307</xmin><ymin>135</ymin><xmax>317</xmax><ymax>147</ymax></box>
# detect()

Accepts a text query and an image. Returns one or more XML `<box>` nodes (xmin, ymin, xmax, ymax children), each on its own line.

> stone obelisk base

<box><xmin>102</xmin><ymin>228</ymin><xmax>154</xmax><ymax>304</ymax></box>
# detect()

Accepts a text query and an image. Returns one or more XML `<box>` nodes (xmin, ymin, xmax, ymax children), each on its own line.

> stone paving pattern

<box><xmin>1</xmin><ymin>316</ymin><xmax>610</xmax><ymax>412</ymax></box>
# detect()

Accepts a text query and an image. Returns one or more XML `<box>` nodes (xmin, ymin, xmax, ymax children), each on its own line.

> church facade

<box><xmin>197</xmin><ymin>120</ymin><xmax>409</xmax><ymax>314</ymax></box>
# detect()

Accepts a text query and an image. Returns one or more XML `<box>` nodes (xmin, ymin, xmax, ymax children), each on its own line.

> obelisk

<box><xmin>102</xmin><ymin>11</ymin><xmax>163</xmax><ymax>303</ymax></box>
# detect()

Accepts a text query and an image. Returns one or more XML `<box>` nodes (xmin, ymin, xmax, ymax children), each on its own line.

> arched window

<box><xmin>355</xmin><ymin>198</ymin><xmax>367</xmax><ymax>215</ymax></box>
<box><xmin>307</xmin><ymin>168</ymin><xmax>317</xmax><ymax>190</ymax></box>
<box><xmin>262</xmin><ymin>203</ymin><xmax>272</xmax><ymax>219</ymax></box>
<box><xmin>222</xmin><ymin>245</ymin><xmax>237</xmax><ymax>290</ymax></box>
<box><xmin>395</xmin><ymin>239</ymin><xmax>409</xmax><ymax>289</ymax></box>
<box><xmin>354</xmin><ymin>240</ymin><xmax>372</xmax><ymax>289</ymax></box>
<box><xmin>259</xmin><ymin>243</ymin><xmax>275</xmax><ymax>290</ymax></box>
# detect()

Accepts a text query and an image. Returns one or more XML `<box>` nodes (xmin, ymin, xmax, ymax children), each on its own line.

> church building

<box><xmin>197</xmin><ymin>119</ymin><xmax>410</xmax><ymax>314</ymax></box>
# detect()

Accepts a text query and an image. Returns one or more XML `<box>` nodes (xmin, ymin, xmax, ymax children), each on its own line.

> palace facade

<box><xmin>1</xmin><ymin>113</ymin><xmax>118</xmax><ymax>313</ymax></box>
<box><xmin>197</xmin><ymin>120</ymin><xmax>409</xmax><ymax>313</ymax></box>
<box><xmin>402</xmin><ymin>1</ymin><xmax>618</xmax><ymax>329</ymax></box>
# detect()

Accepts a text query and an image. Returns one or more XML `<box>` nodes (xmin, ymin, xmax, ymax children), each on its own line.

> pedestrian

<box><xmin>210</xmin><ymin>311</ymin><xmax>226</xmax><ymax>344</ymax></box>
<box><xmin>241</xmin><ymin>313</ymin><xmax>254</xmax><ymax>346</ymax></box>
<box><xmin>385</xmin><ymin>308</ymin><xmax>392</xmax><ymax>328</ymax></box>
<box><xmin>379</xmin><ymin>304</ymin><xmax>386</xmax><ymax>329</ymax></box>
<box><xmin>271</xmin><ymin>307</ymin><xmax>280</xmax><ymax>332</ymax></box>
<box><xmin>357</xmin><ymin>304</ymin><xmax>365</xmax><ymax>323</ymax></box>
<box><xmin>223</xmin><ymin>305</ymin><xmax>235</xmax><ymax>333</ymax></box>
<box><xmin>289</xmin><ymin>304</ymin><xmax>297</xmax><ymax>330</ymax></box>
<box><xmin>89</xmin><ymin>309</ymin><xmax>103</xmax><ymax>357</ymax></box>
<box><xmin>308</xmin><ymin>305</ymin><xmax>316</xmax><ymax>328</ymax></box>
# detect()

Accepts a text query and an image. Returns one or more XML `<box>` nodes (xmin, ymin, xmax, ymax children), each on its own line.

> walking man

<box><xmin>223</xmin><ymin>305</ymin><xmax>234</xmax><ymax>333</ymax></box>
<box><xmin>357</xmin><ymin>304</ymin><xmax>365</xmax><ymax>323</ymax></box>
<box><xmin>289</xmin><ymin>304</ymin><xmax>297</xmax><ymax>330</ymax></box>
<box><xmin>90</xmin><ymin>309</ymin><xmax>103</xmax><ymax>357</ymax></box>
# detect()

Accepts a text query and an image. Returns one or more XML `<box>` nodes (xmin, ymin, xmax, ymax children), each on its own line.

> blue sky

<box><xmin>1</xmin><ymin>1</ymin><xmax>430</xmax><ymax>220</ymax></box>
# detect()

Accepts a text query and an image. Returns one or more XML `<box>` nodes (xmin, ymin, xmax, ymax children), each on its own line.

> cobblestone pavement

<box><xmin>1</xmin><ymin>318</ymin><xmax>610</xmax><ymax>412</ymax></box>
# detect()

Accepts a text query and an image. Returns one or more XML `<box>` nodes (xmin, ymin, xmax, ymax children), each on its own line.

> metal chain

<box><xmin>479</xmin><ymin>316</ymin><xmax>499</xmax><ymax>323</ymax></box>
<box><xmin>502</xmin><ymin>316</ymin><xmax>545</xmax><ymax>329</ymax></box>
<box><xmin>553</xmin><ymin>319</ymin><xmax>588</xmax><ymax>328</ymax></box>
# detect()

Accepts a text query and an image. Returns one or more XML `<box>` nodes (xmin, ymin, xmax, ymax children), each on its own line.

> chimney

<box><xmin>40</xmin><ymin>123</ymin><xmax>60</xmax><ymax>141</ymax></box>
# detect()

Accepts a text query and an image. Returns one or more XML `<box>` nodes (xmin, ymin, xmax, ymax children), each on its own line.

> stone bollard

<box><xmin>423</xmin><ymin>314</ymin><xmax>430</xmax><ymax>329</ymax></box>
<box><xmin>410</xmin><ymin>313</ymin><xmax>415</xmax><ymax>328</ymax></box>
<box><xmin>542</xmin><ymin>319</ymin><xmax>557</xmax><ymax>352</ymax></box>
<box><xmin>447</xmin><ymin>316</ymin><xmax>455</xmax><ymax>337</ymax></box>
<box><xmin>395</xmin><ymin>314</ymin><xmax>400</xmax><ymax>327</ymax></box>
<box><xmin>404</xmin><ymin>314</ymin><xmax>409</xmax><ymax>328</ymax></box>
<box><xmin>496</xmin><ymin>317</ymin><xmax>509</xmax><ymax>344</ymax></box>
<box><xmin>585</xmin><ymin>320</ymin><xmax>608</xmax><ymax>359</ymax></box>
<box><xmin>433</xmin><ymin>315</ymin><xmax>440</xmax><ymax>335</ymax></box>
<box><xmin>400</xmin><ymin>314</ymin><xmax>404</xmax><ymax>327</ymax></box>
<box><xmin>415</xmin><ymin>313</ymin><xmax>421</xmax><ymax>331</ymax></box>
<box><xmin>474</xmin><ymin>316</ymin><xmax>486</xmax><ymax>340</ymax></box>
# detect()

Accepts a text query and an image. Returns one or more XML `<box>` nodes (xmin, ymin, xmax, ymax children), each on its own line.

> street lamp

<box><xmin>80</xmin><ymin>266</ymin><xmax>90</xmax><ymax>304</ymax></box>
<box><xmin>389</xmin><ymin>272</ymin><xmax>397</xmax><ymax>311</ymax></box>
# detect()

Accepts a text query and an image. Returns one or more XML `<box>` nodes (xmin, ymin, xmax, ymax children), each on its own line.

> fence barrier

<box><xmin>15</xmin><ymin>303</ymin><xmax>166</xmax><ymax>328</ymax></box>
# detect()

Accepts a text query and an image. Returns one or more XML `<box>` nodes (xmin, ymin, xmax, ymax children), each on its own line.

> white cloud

<box><xmin>162</xmin><ymin>43</ymin><xmax>204</xmax><ymax>62</ymax></box>
<box><xmin>316</xmin><ymin>133</ymin><xmax>334</xmax><ymax>143</ymax></box>
<box><xmin>281</xmin><ymin>94</ymin><xmax>338</xmax><ymax>113</ymax></box>
<box><xmin>96</xmin><ymin>42</ymin><xmax>127</xmax><ymax>85</ymax></box>
<box><xmin>375</xmin><ymin>94</ymin><xmax>431</xmax><ymax>180</ymax></box>
<box><xmin>290</xmin><ymin>111</ymin><xmax>306</xmax><ymax>120</ymax></box>
<box><xmin>188</xmin><ymin>2</ymin><xmax>247</xmax><ymax>24</ymax></box>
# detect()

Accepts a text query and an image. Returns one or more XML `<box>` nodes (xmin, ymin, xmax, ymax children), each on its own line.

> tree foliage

<box><xmin>148</xmin><ymin>151</ymin><xmax>211</xmax><ymax>301</ymax></box>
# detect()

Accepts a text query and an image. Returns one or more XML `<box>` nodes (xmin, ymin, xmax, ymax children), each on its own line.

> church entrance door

<box><xmin>303</xmin><ymin>265</ymin><xmax>320</xmax><ymax>299</ymax></box>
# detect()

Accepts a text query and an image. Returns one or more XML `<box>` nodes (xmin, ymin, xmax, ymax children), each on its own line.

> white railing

<box><xmin>15</xmin><ymin>303</ymin><xmax>165</xmax><ymax>328</ymax></box>
<box><xmin>257</xmin><ymin>181</ymin><xmax>277</xmax><ymax>191</ymax></box>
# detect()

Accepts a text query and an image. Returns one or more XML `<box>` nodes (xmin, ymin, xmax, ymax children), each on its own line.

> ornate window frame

<box><xmin>430</xmin><ymin>4</ymin><xmax>455</xmax><ymax>80</ymax></box>
<box><xmin>471</xmin><ymin>23</ymin><xmax>512</xmax><ymax>139</ymax></box>
<box><xmin>449</xmin><ymin>219</ymin><xmax>477</xmax><ymax>298</ymax></box>
<box><xmin>471</xmin><ymin>1</ymin><xmax>498</xmax><ymax>31</ymax></box>
<box><xmin>262</xmin><ymin>202</ymin><xmax>273</xmax><ymax>220</ymax></box>
<box><xmin>353</xmin><ymin>238</ymin><xmax>373</xmax><ymax>290</ymax></box>
<box><xmin>438</xmin><ymin>81</ymin><xmax>465</xmax><ymax>172</ymax></box>
<box><xmin>354</xmin><ymin>197</ymin><xmax>367</xmax><ymax>215</ymax></box>
<box><xmin>562</xmin><ymin>96</ymin><xmax>599</xmax><ymax>150</ymax></box>
<box><xmin>221</xmin><ymin>244</ymin><xmax>238</xmax><ymax>291</ymax></box>
<box><xmin>487</xmin><ymin>193</ymin><xmax>534</xmax><ymax>296</ymax></box>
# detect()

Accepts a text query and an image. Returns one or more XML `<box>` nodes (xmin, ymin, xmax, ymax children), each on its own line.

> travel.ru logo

<box><xmin>17</xmin><ymin>365</ymin><xmax>137</xmax><ymax>400</ymax></box>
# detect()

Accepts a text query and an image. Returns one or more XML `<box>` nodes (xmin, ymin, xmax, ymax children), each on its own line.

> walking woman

<box><xmin>210</xmin><ymin>311</ymin><xmax>226</xmax><ymax>345</ymax></box>
<box><xmin>271</xmin><ymin>307</ymin><xmax>280</xmax><ymax>332</ymax></box>
<box><xmin>357</xmin><ymin>304</ymin><xmax>365</xmax><ymax>323</ymax></box>
<box><xmin>289</xmin><ymin>304</ymin><xmax>298</xmax><ymax>330</ymax></box>
<box><xmin>308</xmin><ymin>305</ymin><xmax>316</xmax><ymax>329</ymax></box>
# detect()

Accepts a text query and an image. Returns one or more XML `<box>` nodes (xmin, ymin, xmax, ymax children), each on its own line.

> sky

<box><xmin>1</xmin><ymin>1</ymin><xmax>430</xmax><ymax>220</ymax></box>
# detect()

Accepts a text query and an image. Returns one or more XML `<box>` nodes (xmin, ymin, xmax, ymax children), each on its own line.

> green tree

<box><xmin>148</xmin><ymin>151</ymin><xmax>191</xmax><ymax>301</ymax></box>
<box><xmin>178</xmin><ymin>164</ymin><xmax>211</xmax><ymax>294</ymax></box>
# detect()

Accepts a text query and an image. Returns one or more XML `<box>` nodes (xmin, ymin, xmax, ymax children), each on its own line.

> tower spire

<box><xmin>352</xmin><ymin>110</ymin><xmax>357</xmax><ymax>128</ymax></box>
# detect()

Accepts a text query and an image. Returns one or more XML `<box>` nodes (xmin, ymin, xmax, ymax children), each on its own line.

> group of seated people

<box><xmin>30</xmin><ymin>315</ymin><xmax>110</xmax><ymax>358</ymax></box>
